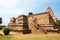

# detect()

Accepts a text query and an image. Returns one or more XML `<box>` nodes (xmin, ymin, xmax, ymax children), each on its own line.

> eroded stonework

<box><xmin>7</xmin><ymin>7</ymin><xmax>57</xmax><ymax>34</ymax></box>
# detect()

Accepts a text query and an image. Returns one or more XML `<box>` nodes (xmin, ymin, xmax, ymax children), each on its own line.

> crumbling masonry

<box><xmin>7</xmin><ymin>7</ymin><xmax>58</xmax><ymax>34</ymax></box>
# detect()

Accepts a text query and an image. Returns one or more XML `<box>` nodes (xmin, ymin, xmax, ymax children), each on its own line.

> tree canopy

<box><xmin>56</xmin><ymin>20</ymin><xmax>60</xmax><ymax>27</ymax></box>
<box><xmin>0</xmin><ymin>17</ymin><xmax>2</xmax><ymax>24</ymax></box>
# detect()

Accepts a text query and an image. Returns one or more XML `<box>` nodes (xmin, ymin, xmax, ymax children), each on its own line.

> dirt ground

<box><xmin>0</xmin><ymin>30</ymin><xmax>60</xmax><ymax>36</ymax></box>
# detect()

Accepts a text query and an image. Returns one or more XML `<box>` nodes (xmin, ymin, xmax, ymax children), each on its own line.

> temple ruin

<box><xmin>7</xmin><ymin>7</ymin><xmax>58</xmax><ymax>34</ymax></box>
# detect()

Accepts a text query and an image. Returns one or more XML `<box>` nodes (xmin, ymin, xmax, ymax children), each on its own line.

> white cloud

<box><xmin>0</xmin><ymin>0</ymin><xmax>19</xmax><ymax>8</ymax></box>
<box><xmin>0</xmin><ymin>0</ymin><xmax>58</xmax><ymax>25</ymax></box>
<box><xmin>0</xmin><ymin>0</ymin><xmax>56</xmax><ymax>15</ymax></box>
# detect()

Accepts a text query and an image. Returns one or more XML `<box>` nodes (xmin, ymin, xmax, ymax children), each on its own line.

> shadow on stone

<box><xmin>22</xmin><ymin>29</ymin><xmax>31</xmax><ymax>34</ymax></box>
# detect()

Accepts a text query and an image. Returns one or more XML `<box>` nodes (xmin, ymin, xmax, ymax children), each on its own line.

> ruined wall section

<box><xmin>28</xmin><ymin>13</ymin><xmax>50</xmax><ymax>33</ymax></box>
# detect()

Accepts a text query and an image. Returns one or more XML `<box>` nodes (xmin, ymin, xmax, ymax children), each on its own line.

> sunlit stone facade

<box><xmin>7</xmin><ymin>7</ymin><xmax>57</xmax><ymax>34</ymax></box>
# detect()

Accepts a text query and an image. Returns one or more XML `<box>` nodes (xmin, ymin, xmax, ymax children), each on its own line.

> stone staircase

<box><xmin>33</xmin><ymin>24</ymin><xmax>48</xmax><ymax>34</ymax></box>
<box><xmin>33</xmin><ymin>24</ymin><xmax>59</xmax><ymax>34</ymax></box>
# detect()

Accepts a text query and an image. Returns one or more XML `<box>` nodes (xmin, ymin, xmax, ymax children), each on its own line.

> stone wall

<box><xmin>7</xmin><ymin>8</ymin><xmax>57</xmax><ymax>34</ymax></box>
<box><xmin>28</xmin><ymin>12</ymin><xmax>51</xmax><ymax>33</ymax></box>
<box><xmin>27</xmin><ymin>12</ymin><xmax>57</xmax><ymax>34</ymax></box>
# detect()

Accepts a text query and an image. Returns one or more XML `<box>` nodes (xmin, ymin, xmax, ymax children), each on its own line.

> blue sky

<box><xmin>0</xmin><ymin>0</ymin><xmax>60</xmax><ymax>25</ymax></box>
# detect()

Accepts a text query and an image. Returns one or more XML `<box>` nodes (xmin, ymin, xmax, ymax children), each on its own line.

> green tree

<box><xmin>0</xmin><ymin>17</ymin><xmax>2</xmax><ymax>29</ymax></box>
<box><xmin>0</xmin><ymin>17</ymin><xmax>2</xmax><ymax>25</ymax></box>
<box><xmin>56</xmin><ymin>20</ymin><xmax>60</xmax><ymax>27</ymax></box>
<box><xmin>56</xmin><ymin>20</ymin><xmax>60</xmax><ymax>33</ymax></box>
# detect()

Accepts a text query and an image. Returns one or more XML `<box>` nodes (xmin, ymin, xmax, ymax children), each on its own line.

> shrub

<box><xmin>3</xmin><ymin>27</ymin><xmax>10</xmax><ymax>35</ymax></box>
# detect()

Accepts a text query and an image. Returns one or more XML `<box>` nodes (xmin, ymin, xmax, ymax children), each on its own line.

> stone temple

<box><xmin>7</xmin><ymin>7</ymin><xmax>58</xmax><ymax>34</ymax></box>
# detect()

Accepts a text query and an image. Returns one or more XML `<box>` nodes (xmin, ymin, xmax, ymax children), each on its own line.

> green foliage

<box><xmin>0</xmin><ymin>17</ymin><xmax>3</xmax><ymax>30</ymax></box>
<box><xmin>56</xmin><ymin>20</ymin><xmax>60</xmax><ymax>31</ymax></box>
<box><xmin>0</xmin><ymin>17</ymin><xmax>2</xmax><ymax>24</ymax></box>
<box><xmin>56</xmin><ymin>20</ymin><xmax>60</xmax><ymax>27</ymax></box>
<box><xmin>3</xmin><ymin>27</ymin><xmax>10</xmax><ymax>35</ymax></box>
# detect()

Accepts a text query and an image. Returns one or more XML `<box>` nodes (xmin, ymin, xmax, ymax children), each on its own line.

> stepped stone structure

<box><xmin>7</xmin><ymin>7</ymin><xmax>58</xmax><ymax>34</ymax></box>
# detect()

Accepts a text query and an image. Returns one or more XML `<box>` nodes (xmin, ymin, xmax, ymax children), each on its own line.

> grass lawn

<box><xmin>0</xmin><ymin>34</ymin><xmax>60</xmax><ymax>40</ymax></box>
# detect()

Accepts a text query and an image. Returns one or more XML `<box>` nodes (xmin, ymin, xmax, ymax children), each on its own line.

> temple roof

<box><xmin>27</xmin><ymin>12</ymin><xmax>49</xmax><ymax>17</ymax></box>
